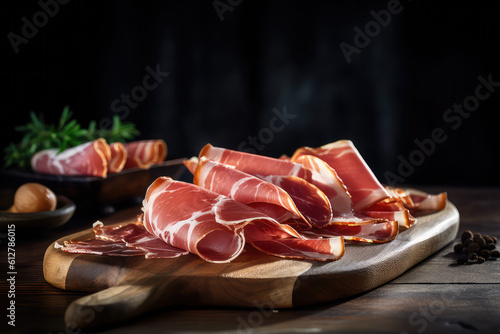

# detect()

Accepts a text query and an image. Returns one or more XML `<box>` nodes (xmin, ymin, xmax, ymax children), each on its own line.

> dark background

<box><xmin>1</xmin><ymin>0</ymin><xmax>499</xmax><ymax>187</ymax></box>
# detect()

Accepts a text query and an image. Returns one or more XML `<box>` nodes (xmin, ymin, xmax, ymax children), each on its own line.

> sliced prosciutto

<box><xmin>302</xmin><ymin>219</ymin><xmax>399</xmax><ymax>243</ymax></box>
<box><xmin>192</xmin><ymin>157</ymin><xmax>332</xmax><ymax>228</ymax></box>
<box><xmin>198</xmin><ymin>144</ymin><xmax>353</xmax><ymax>216</ymax></box>
<box><xmin>31</xmin><ymin>138</ymin><xmax>111</xmax><ymax>177</ymax></box>
<box><xmin>143</xmin><ymin>177</ymin><xmax>344</xmax><ymax>262</ymax></box>
<box><xmin>108</xmin><ymin>142</ymin><xmax>127</xmax><ymax>173</ymax></box>
<box><xmin>384</xmin><ymin>187</ymin><xmax>447</xmax><ymax>213</ymax></box>
<box><xmin>291</xmin><ymin>140</ymin><xmax>390</xmax><ymax>211</ymax></box>
<box><xmin>56</xmin><ymin>220</ymin><xmax>188</xmax><ymax>258</ymax></box>
<box><xmin>198</xmin><ymin>144</ymin><xmax>400</xmax><ymax>233</ymax></box>
<box><xmin>124</xmin><ymin>139</ymin><xmax>167</xmax><ymax>169</ymax></box>
<box><xmin>291</xmin><ymin>154</ymin><xmax>352</xmax><ymax>215</ymax></box>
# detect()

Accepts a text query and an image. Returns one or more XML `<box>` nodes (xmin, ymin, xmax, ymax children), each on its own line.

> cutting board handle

<box><xmin>65</xmin><ymin>284</ymin><xmax>161</xmax><ymax>329</ymax></box>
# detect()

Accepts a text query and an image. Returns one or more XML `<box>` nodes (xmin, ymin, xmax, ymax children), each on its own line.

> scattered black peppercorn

<box><xmin>454</xmin><ymin>230</ymin><xmax>499</xmax><ymax>265</ymax></box>
<box><xmin>480</xmin><ymin>249</ymin><xmax>491</xmax><ymax>259</ymax></box>
<box><xmin>468</xmin><ymin>242</ymin><xmax>481</xmax><ymax>253</ymax></box>
<box><xmin>461</xmin><ymin>230</ymin><xmax>473</xmax><ymax>243</ymax></box>
<box><xmin>453</xmin><ymin>244</ymin><xmax>464</xmax><ymax>253</ymax></box>
<box><xmin>476</xmin><ymin>237</ymin><xmax>487</xmax><ymax>248</ymax></box>
<box><xmin>463</xmin><ymin>238</ymin><xmax>474</xmax><ymax>247</ymax></box>
<box><xmin>468</xmin><ymin>253</ymin><xmax>478</xmax><ymax>261</ymax></box>
<box><xmin>484</xmin><ymin>236</ymin><xmax>494</xmax><ymax>244</ymax></box>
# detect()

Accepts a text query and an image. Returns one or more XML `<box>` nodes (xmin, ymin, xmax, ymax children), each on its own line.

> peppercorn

<box><xmin>468</xmin><ymin>242</ymin><xmax>480</xmax><ymax>253</ymax></box>
<box><xmin>468</xmin><ymin>252</ymin><xmax>478</xmax><ymax>261</ymax></box>
<box><xmin>463</xmin><ymin>238</ymin><xmax>474</xmax><ymax>247</ymax></box>
<box><xmin>484</xmin><ymin>236</ymin><xmax>494</xmax><ymax>244</ymax></box>
<box><xmin>493</xmin><ymin>236</ymin><xmax>498</xmax><ymax>244</ymax></box>
<box><xmin>486</xmin><ymin>243</ymin><xmax>496</xmax><ymax>251</ymax></box>
<box><xmin>457</xmin><ymin>257</ymin><xmax>468</xmax><ymax>264</ymax></box>
<box><xmin>461</xmin><ymin>230</ymin><xmax>473</xmax><ymax>243</ymax></box>
<box><xmin>476</xmin><ymin>237</ymin><xmax>487</xmax><ymax>249</ymax></box>
<box><xmin>492</xmin><ymin>250</ymin><xmax>500</xmax><ymax>258</ymax></box>
<box><xmin>453</xmin><ymin>244</ymin><xmax>464</xmax><ymax>253</ymax></box>
<box><xmin>477</xmin><ymin>256</ymin><xmax>485</xmax><ymax>264</ymax></box>
<box><xmin>480</xmin><ymin>249</ymin><xmax>491</xmax><ymax>259</ymax></box>
<box><xmin>473</xmin><ymin>233</ymin><xmax>482</xmax><ymax>241</ymax></box>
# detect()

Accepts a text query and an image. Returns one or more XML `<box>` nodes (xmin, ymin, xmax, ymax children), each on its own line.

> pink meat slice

<box><xmin>56</xmin><ymin>239</ymin><xmax>147</xmax><ymax>256</ymax></box>
<box><xmin>143</xmin><ymin>177</ymin><xmax>344</xmax><ymax>262</ymax></box>
<box><xmin>243</xmin><ymin>223</ymin><xmax>344</xmax><ymax>261</ymax></box>
<box><xmin>108</xmin><ymin>142</ymin><xmax>127</xmax><ymax>173</ymax></box>
<box><xmin>56</xmin><ymin>220</ymin><xmax>188</xmax><ymax>259</ymax></box>
<box><xmin>192</xmin><ymin>157</ymin><xmax>332</xmax><ymax>228</ymax></box>
<box><xmin>291</xmin><ymin>140</ymin><xmax>390</xmax><ymax>211</ymax></box>
<box><xmin>291</xmin><ymin>154</ymin><xmax>352</xmax><ymax>215</ymax></box>
<box><xmin>198</xmin><ymin>144</ymin><xmax>350</xmax><ymax>215</ymax></box>
<box><xmin>302</xmin><ymin>218</ymin><xmax>399</xmax><ymax>243</ymax></box>
<box><xmin>31</xmin><ymin>138</ymin><xmax>111</xmax><ymax>177</ymax></box>
<box><xmin>93</xmin><ymin>221</ymin><xmax>188</xmax><ymax>259</ymax></box>
<box><xmin>384</xmin><ymin>187</ymin><xmax>447</xmax><ymax>213</ymax></box>
<box><xmin>123</xmin><ymin>139</ymin><xmax>167</xmax><ymax>169</ymax></box>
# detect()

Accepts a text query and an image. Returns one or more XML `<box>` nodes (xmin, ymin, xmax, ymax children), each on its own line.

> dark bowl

<box><xmin>0</xmin><ymin>194</ymin><xmax>76</xmax><ymax>229</ymax></box>
<box><xmin>0</xmin><ymin>158</ymin><xmax>187</xmax><ymax>210</ymax></box>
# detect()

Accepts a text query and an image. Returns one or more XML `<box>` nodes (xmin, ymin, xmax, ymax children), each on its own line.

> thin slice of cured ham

<box><xmin>302</xmin><ymin>218</ymin><xmax>399</xmax><ymax>243</ymax></box>
<box><xmin>143</xmin><ymin>177</ymin><xmax>344</xmax><ymax>262</ymax></box>
<box><xmin>124</xmin><ymin>139</ymin><xmax>167</xmax><ymax>169</ymax></box>
<box><xmin>56</xmin><ymin>239</ymin><xmax>147</xmax><ymax>256</ymax></box>
<box><xmin>56</xmin><ymin>219</ymin><xmax>188</xmax><ymax>259</ymax></box>
<box><xmin>198</xmin><ymin>144</ymin><xmax>352</xmax><ymax>215</ymax></box>
<box><xmin>385</xmin><ymin>187</ymin><xmax>447</xmax><ymax>213</ymax></box>
<box><xmin>360</xmin><ymin>200</ymin><xmax>415</xmax><ymax>228</ymax></box>
<box><xmin>291</xmin><ymin>154</ymin><xmax>352</xmax><ymax>215</ymax></box>
<box><xmin>183</xmin><ymin>156</ymin><xmax>199</xmax><ymax>174</ymax></box>
<box><xmin>243</xmin><ymin>222</ymin><xmax>344</xmax><ymax>261</ymax></box>
<box><xmin>291</xmin><ymin>140</ymin><xmax>390</xmax><ymax>211</ymax></box>
<box><xmin>193</xmin><ymin>157</ymin><xmax>332</xmax><ymax>228</ymax></box>
<box><xmin>31</xmin><ymin>138</ymin><xmax>111</xmax><ymax>177</ymax></box>
<box><xmin>108</xmin><ymin>142</ymin><xmax>127</xmax><ymax>173</ymax></box>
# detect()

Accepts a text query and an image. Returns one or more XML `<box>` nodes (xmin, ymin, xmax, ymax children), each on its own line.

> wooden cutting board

<box><xmin>43</xmin><ymin>195</ymin><xmax>459</xmax><ymax>329</ymax></box>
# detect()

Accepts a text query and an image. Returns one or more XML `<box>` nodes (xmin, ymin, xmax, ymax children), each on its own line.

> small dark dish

<box><xmin>0</xmin><ymin>158</ymin><xmax>186</xmax><ymax>209</ymax></box>
<box><xmin>0</xmin><ymin>194</ymin><xmax>76</xmax><ymax>229</ymax></box>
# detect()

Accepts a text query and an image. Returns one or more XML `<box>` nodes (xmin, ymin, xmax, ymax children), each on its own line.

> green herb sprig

<box><xmin>4</xmin><ymin>106</ymin><xmax>140</xmax><ymax>169</ymax></box>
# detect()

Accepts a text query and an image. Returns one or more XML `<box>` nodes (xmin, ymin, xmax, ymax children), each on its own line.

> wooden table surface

<box><xmin>1</xmin><ymin>186</ymin><xmax>500</xmax><ymax>334</ymax></box>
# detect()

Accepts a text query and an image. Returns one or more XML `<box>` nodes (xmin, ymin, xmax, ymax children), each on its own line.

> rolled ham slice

<box><xmin>108</xmin><ymin>142</ymin><xmax>127</xmax><ymax>173</ymax></box>
<box><xmin>31</xmin><ymin>138</ymin><xmax>111</xmax><ymax>177</ymax></box>
<box><xmin>124</xmin><ymin>140</ymin><xmax>167</xmax><ymax>169</ymax></box>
